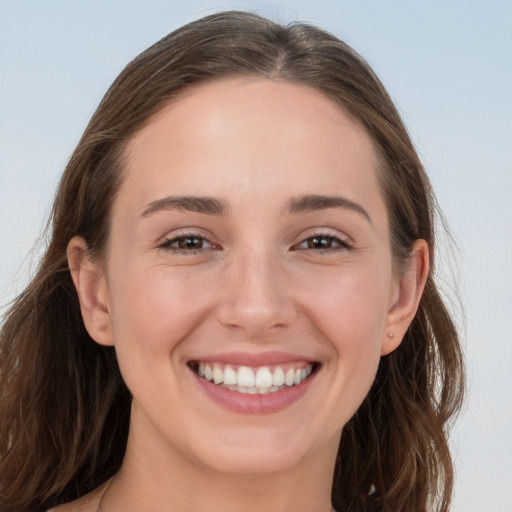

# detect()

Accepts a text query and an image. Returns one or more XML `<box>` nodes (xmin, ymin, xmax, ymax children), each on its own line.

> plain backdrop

<box><xmin>1</xmin><ymin>1</ymin><xmax>511</xmax><ymax>510</ymax></box>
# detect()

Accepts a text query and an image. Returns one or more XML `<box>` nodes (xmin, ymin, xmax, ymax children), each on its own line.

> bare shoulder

<box><xmin>47</xmin><ymin>481</ymin><xmax>108</xmax><ymax>512</ymax></box>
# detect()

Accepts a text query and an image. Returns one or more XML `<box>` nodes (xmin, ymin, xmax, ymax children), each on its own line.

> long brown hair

<box><xmin>0</xmin><ymin>11</ymin><xmax>464</xmax><ymax>512</ymax></box>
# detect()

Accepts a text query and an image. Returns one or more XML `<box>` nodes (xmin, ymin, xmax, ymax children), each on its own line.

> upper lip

<box><xmin>188</xmin><ymin>351</ymin><xmax>316</xmax><ymax>367</ymax></box>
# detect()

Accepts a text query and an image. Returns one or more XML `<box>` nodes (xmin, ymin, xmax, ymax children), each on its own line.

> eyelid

<box><xmin>156</xmin><ymin>227</ymin><xmax>352</xmax><ymax>253</ymax></box>
<box><xmin>291</xmin><ymin>229</ymin><xmax>353</xmax><ymax>251</ymax></box>
<box><xmin>157</xmin><ymin>229</ymin><xmax>221</xmax><ymax>253</ymax></box>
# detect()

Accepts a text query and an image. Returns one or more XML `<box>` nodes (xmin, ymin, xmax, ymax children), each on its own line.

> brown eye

<box><xmin>176</xmin><ymin>236</ymin><xmax>205</xmax><ymax>250</ymax></box>
<box><xmin>307</xmin><ymin>236</ymin><xmax>335</xmax><ymax>249</ymax></box>
<box><xmin>293</xmin><ymin>234</ymin><xmax>351</xmax><ymax>252</ymax></box>
<box><xmin>160</xmin><ymin>234</ymin><xmax>216</xmax><ymax>252</ymax></box>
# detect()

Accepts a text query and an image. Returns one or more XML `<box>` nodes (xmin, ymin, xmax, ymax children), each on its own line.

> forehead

<box><xmin>118</xmin><ymin>78</ymin><xmax>384</xmax><ymax>219</ymax></box>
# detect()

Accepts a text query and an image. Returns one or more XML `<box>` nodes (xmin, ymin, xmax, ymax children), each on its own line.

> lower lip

<box><xmin>191</xmin><ymin>368</ymin><xmax>317</xmax><ymax>414</ymax></box>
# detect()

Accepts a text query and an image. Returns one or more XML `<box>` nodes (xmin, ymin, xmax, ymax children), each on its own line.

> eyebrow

<box><xmin>141</xmin><ymin>195</ymin><xmax>230</xmax><ymax>217</ymax></box>
<box><xmin>141</xmin><ymin>193</ymin><xmax>370</xmax><ymax>222</ymax></box>
<box><xmin>284</xmin><ymin>194</ymin><xmax>371</xmax><ymax>222</ymax></box>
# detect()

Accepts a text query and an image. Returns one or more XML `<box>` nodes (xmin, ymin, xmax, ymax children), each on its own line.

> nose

<box><xmin>215</xmin><ymin>247</ymin><xmax>297</xmax><ymax>337</ymax></box>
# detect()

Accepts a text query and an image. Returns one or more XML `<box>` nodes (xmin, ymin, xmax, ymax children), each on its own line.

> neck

<box><xmin>103</xmin><ymin>416</ymin><xmax>340</xmax><ymax>512</ymax></box>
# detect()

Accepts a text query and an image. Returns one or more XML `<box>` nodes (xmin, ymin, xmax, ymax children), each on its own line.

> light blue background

<box><xmin>1</xmin><ymin>1</ymin><xmax>511</xmax><ymax>510</ymax></box>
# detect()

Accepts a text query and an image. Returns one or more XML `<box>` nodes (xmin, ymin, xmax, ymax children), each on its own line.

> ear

<box><xmin>67</xmin><ymin>236</ymin><xmax>114</xmax><ymax>346</ymax></box>
<box><xmin>381</xmin><ymin>239</ymin><xmax>429</xmax><ymax>356</ymax></box>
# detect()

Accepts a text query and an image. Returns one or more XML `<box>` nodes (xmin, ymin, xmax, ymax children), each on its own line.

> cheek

<box><xmin>294</xmin><ymin>262</ymin><xmax>390</xmax><ymax>419</ymax></box>
<box><xmin>107</xmin><ymin>265</ymin><xmax>217</xmax><ymax>371</ymax></box>
<box><xmin>297</xmin><ymin>262</ymin><xmax>391</xmax><ymax>346</ymax></box>
<box><xmin>107</xmin><ymin>266</ymin><xmax>224</xmax><ymax>416</ymax></box>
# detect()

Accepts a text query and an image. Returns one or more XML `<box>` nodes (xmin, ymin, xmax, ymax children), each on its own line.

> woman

<box><xmin>0</xmin><ymin>11</ymin><xmax>464</xmax><ymax>512</ymax></box>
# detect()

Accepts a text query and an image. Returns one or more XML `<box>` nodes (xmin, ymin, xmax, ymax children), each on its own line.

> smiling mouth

<box><xmin>188</xmin><ymin>361</ymin><xmax>318</xmax><ymax>394</ymax></box>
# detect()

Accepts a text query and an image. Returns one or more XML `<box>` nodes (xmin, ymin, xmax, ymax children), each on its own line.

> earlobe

<box><xmin>67</xmin><ymin>236</ymin><xmax>114</xmax><ymax>346</ymax></box>
<box><xmin>381</xmin><ymin>239</ymin><xmax>429</xmax><ymax>356</ymax></box>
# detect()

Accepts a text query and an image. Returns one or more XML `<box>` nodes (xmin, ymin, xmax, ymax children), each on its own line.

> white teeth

<box><xmin>237</xmin><ymin>366</ymin><xmax>255</xmax><ymax>387</ymax></box>
<box><xmin>223</xmin><ymin>365</ymin><xmax>237</xmax><ymax>385</ymax></box>
<box><xmin>194</xmin><ymin>362</ymin><xmax>315</xmax><ymax>393</ymax></box>
<box><xmin>272</xmin><ymin>367</ymin><xmax>285</xmax><ymax>386</ymax></box>
<box><xmin>213</xmin><ymin>365</ymin><xmax>223</xmax><ymax>384</ymax></box>
<box><xmin>255</xmin><ymin>367</ymin><xmax>273</xmax><ymax>388</ymax></box>
<box><xmin>284</xmin><ymin>368</ymin><xmax>295</xmax><ymax>386</ymax></box>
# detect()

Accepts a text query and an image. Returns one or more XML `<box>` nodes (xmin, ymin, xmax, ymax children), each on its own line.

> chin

<box><xmin>185</xmin><ymin>423</ymin><xmax>331</xmax><ymax>476</ymax></box>
<box><xmin>197</xmin><ymin>445</ymin><xmax>306</xmax><ymax>476</ymax></box>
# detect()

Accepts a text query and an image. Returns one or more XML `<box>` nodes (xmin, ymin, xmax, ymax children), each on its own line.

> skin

<box><xmin>62</xmin><ymin>78</ymin><xmax>428</xmax><ymax>512</ymax></box>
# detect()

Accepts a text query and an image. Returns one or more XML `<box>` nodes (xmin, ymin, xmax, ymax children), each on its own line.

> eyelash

<box><xmin>159</xmin><ymin>231</ymin><xmax>352</xmax><ymax>254</ymax></box>
<box><xmin>158</xmin><ymin>233</ymin><xmax>218</xmax><ymax>254</ymax></box>
<box><xmin>292</xmin><ymin>232</ymin><xmax>352</xmax><ymax>253</ymax></box>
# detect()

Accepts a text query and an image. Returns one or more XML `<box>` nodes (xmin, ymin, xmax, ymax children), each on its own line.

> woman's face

<box><xmin>87</xmin><ymin>78</ymin><xmax>419</xmax><ymax>475</ymax></box>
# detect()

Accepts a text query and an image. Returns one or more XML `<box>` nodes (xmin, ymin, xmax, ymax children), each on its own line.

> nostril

<box><xmin>213</xmin><ymin>265</ymin><xmax>297</xmax><ymax>335</ymax></box>
<box><xmin>214</xmin><ymin>301</ymin><xmax>296</xmax><ymax>337</ymax></box>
